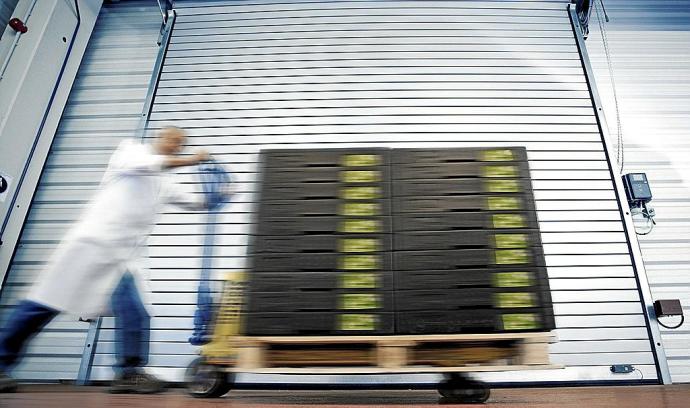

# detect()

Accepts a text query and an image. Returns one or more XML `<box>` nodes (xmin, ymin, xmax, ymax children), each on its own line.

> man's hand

<box><xmin>193</xmin><ymin>150</ymin><xmax>210</xmax><ymax>163</ymax></box>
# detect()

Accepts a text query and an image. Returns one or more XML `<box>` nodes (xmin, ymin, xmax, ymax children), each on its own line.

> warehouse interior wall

<box><xmin>0</xmin><ymin>0</ymin><xmax>160</xmax><ymax>381</ymax></box>
<box><xmin>586</xmin><ymin>0</ymin><xmax>690</xmax><ymax>383</ymax></box>
<box><xmin>1</xmin><ymin>0</ymin><xmax>687</xmax><ymax>385</ymax></box>
<box><xmin>90</xmin><ymin>0</ymin><xmax>660</xmax><ymax>384</ymax></box>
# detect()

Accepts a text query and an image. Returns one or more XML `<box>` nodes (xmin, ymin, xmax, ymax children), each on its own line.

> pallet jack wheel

<box><xmin>437</xmin><ymin>373</ymin><xmax>490</xmax><ymax>404</ymax></box>
<box><xmin>185</xmin><ymin>357</ymin><xmax>233</xmax><ymax>398</ymax></box>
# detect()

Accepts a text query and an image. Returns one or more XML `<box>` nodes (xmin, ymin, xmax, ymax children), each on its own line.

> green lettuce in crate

<box><xmin>339</xmin><ymin>238</ymin><xmax>379</xmax><ymax>253</ymax></box>
<box><xmin>495</xmin><ymin>292</ymin><xmax>538</xmax><ymax>308</ymax></box>
<box><xmin>341</xmin><ymin>170</ymin><xmax>381</xmax><ymax>183</ymax></box>
<box><xmin>487</xmin><ymin>196</ymin><xmax>522</xmax><ymax>211</ymax></box>
<box><xmin>341</xmin><ymin>154</ymin><xmax>382</xmax><ymax>167</ymax></box>
<box><xmin>341</xmin><ymin>186</ymin><xmax>381</xmax><ymax>200</ymax></box>
<box><xmin>493</xmin><ymin>272</ymin><xmax>534</xmax><ymax>288</ymax></box>
<box><xmin>340</xmin><ymin>202</ymin><xmax>380</xmax><ymax>216</ymax></box>
<box><xmin>492</xmin><ymin>213</ymin><xmax>527</xmax><ymax>228</ymax></box>
<box><xmin>339</xmin><ymin>293</ymin><xmax>381</xmax><ymax>310</ymax></box>
<box><xmin>339</xmin><ymin>314</ymin><xmax>378</xmax><ymax>331</ymax></box>
<box><xmin>339</xmin><ymin>272</ymin><xmax>380</xmax><ymax>289</ymax></box>
<box><xmin>495</xmin><ymin>234</ymin><xmax>529</xmax><ymax>248</ymax></box>
<box><xmin>502</xmin><ymin>313</ymin><xmax>541</xmax><ymax>330</ymax></box>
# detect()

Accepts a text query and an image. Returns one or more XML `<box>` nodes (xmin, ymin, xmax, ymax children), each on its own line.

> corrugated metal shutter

<box><xmin>86</xmin><ymin>0</ymin><xmax>659</xmax><ymax>383</ymax></box>
<box><xmin>587</xmin><ymin>0</ymin><xmax>690</xmax><ymax>383</ymax></box>
<box><xmin>0</xmin><ymin>0</ymin><xmax>19</xmax><ymax>40</ymax></box>
<box><xmin>0</xmin><ymin>0</ymin><xmax>161</xmax><ymax>381</ymax></box>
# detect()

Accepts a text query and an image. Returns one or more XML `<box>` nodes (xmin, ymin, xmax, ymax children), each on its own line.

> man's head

<box><xmin>154</xmin><ymin>126</ymin><xmax>187</xmax><ymax>156</ymax></box>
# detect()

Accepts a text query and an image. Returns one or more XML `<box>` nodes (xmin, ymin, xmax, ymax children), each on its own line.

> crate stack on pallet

<box><xmin>244</xmin><ymin>147</ymin><xmax>554</xmax><ymax>336</ymax></box>
<box><xmin>391</xmin><ymin>148</ymin><xmax>554</xmax><ymax>334</ymax></box>
<box><xmin>246</xmin><ymin>149</ymin><xmax>395</xmax><ymax>335</ymax></box>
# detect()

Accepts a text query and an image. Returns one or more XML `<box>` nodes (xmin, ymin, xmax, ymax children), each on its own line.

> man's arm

<box><xmin>163</xmin><ymin>180</ymin><xmax>207</xmax><ymax>211</ymax></box>
<box><xmin>162</xmin><ymin>151</ymin><xmax>209</xmax><ymax>169</ymax></box>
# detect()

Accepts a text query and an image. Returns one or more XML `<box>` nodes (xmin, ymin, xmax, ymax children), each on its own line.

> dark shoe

<box><xmin>0</xmin><ymin>370</ymin><xmax>18</xmax><ymax>393</ymax></box>
<box><xmin>108</xmin><ymin>370</ymin><xmax>166</xmax><ymax>394</ymax></box>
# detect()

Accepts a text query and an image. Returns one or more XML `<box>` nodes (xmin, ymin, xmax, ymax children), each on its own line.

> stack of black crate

<box><xmin>392</xmin><ymin>147</ymin><xmax>554</xmax><ymax>334</ymax></box>
<box><xmin>245</xmin><ymin>149</ymin><xmax>395</xmax><ymax>335</ymax></box>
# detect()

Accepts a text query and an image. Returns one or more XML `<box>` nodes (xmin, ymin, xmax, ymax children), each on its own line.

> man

<box><xmin>0</xmin><ymin>127</ymin><xmax>217</xmax><ymax>393</ymax></box>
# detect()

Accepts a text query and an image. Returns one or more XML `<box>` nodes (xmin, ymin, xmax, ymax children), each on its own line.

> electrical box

<box><xmin>623</xmin><ymin>173</ymin><xmax>652</xmax><ymax>205</ymax></box>
<box><xmin>654</xmin><ymin>299</ymin><xmax>683</xmax><ymax>317</ymax></box>
<box><xmin>610</xmin><ymin>364</ymin><xmax>634</xmax><ymax>374</ymax></box>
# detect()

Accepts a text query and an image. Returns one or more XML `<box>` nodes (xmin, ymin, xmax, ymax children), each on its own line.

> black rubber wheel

<box><xmin>438</xmin><ymin>379</ymin><xmax>490</xmax><ymax>404</ymax></box>
<box><xmin>184</xmin><ymin>357</ymin><xmax>232</xmax><ymax>398</ymax></box>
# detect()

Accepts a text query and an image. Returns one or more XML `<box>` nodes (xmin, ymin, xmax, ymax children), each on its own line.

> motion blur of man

<box><xmin>0</xmin><ymin>127</ymin><xmax>214</xmax><ymax>394</ymax></box>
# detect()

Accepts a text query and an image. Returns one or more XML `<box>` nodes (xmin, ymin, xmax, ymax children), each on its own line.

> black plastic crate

<box><xmin>262</xmin><ymin>166</ymin><xmax>390</xmax><ymax>184</ymax></box>
<box><xmin>393</xmin><ymin>248</ymin><xmax>545</xmax><ymax>270</ymax></box>
<box><xmin>245</xmin><ymin>290</ymin><xmax>395</xmax><ymax>313</ymax></box>
<box><xmin>395</xmin><ymin>269</ymin><xmax>493</xmax><ymax>290</ymax></box>
<box><xmin>258</xmin><ymin>199</ymin><xmax>391</xmax><ymax>217</ymax></box>
<box><xmin>261</xmin><ymin>182</ymin><xmax>391</xmax><ymax>201</ymax></box>
<box><xmin>392</xmin><ymin>147</ymin><xmax>528</xmax><ymax>164</ymax></box>
<box><xmin>243</xmin><ymin>312</ymin><xmax>395</xmax><ymax>335</ymax></box>
<box><xmin>394</xmin><ymin>212</ymin><xmax>539</xmax><ymax>232</ymax></box>
<box><xmin>394</xmin><ymin>229</ymin><xmax>543</xmax><ymax>251</ymax></box>
<box><xmin>253</xmin><ymin>252</ymin><xmax>393</xmax><ymax>272</ymax></box>
<box><xmin>530</xmin><ymin>267</ymin><xmax>554</xmax><ymax>308</ymax></box>
<box><xmin>248</xmin><ymin>271</ymin><xmax>394</xmax><ymax>292</ymax></box>
<box><xmin>392</xmin><ymin>194</ymin><xmax>536</xmax><ymax>214</ymax></box>
<box><xmin>392</xmin><ymin>161</ymin><xmax>530</xmax><ymax>180</ymax></box>
<box><xmin>395</xmin><ymin>288</ymin><xmax>555</xmax><ymax>312</ymax></box>
<box><xmin>499</xmin><ymin>308</ymin><xmax>555</xmax><ymax>332</ymax></box>
<box><xmin>257</xmin><ymin>216</ymin><xmax>392</xmax><ymax>236</ymax></box>
<box><xmin>492</xmin><ymin>288</ymin><xmax>554</xmax><ymax>311</ymax></box>
<box><xmin>392</xmin><ymin>178</ymin><xmax>533</xmax><ymax>197</ymax></box>
<box><xmin>395</xmin><ymin>268</ymin><xmax>552</xmax><ymax>290</ymax></box>
<box><xmin>259</xmin><ymin>182</ymin><xmax>391</xmax><ymax>201</ymax></box>
<box><xmin>491</xmin><ymin>268</ymin><xmax>552</xmax><ymax>288</ymax></box>
<box><xmin>254</xmin><ymin>234</ymin><xmax>392</xmax><ymax>253</ymax></box>
<box><xmin>396</xmin><ymin>308</ymin><xmax>554</xmax><ymax>334</ymax></box>
<box><xmin>396</xmin><ymin>289</ymin><xmax>495</xmax><ymax>310</ymax></box>
<box><xmin>396</xmin><ymin>309</ymin><xmax>498</xmax><ymax>334</ymax></box>
<box><xmin>262</xmin><ymin>149</ymin><xmax>390</xmax><ymax>168</ymax></box>
<box><xmin>394</xmin><ymin>249</ymin><xmax>489</xmax><ymax>269</ymax></box>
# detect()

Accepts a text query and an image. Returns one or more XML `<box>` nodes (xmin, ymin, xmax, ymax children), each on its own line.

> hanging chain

<box><xmin>594</xmin><ymin>0</ymin><xmax>624</xmax><ymax>174</ymax></box>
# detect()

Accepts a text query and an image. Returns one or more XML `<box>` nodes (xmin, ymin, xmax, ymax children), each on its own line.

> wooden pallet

<box><xmin>206</xmin><ymin>332</ymin><xmax>560</xmax><ymax>374</ymax></box>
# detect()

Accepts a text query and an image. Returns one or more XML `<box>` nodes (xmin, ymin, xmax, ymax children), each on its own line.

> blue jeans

<box><xmin>111</xmin><ymin>273</ymin><xmax>150</xmax><ymax>375</ymax></box>
<box><xmin>0</xmin><ymin>273</ymin><xmax>150</xmax><ymax>376</ymax></box>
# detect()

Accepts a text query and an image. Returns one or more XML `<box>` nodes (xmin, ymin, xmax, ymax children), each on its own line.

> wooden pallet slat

<box><xmin>213</xmin><ymin>332</ymin><xmax>559</xmax><ymax>374</ymax></box>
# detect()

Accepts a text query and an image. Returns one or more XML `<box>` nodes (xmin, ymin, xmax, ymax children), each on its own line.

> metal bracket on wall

<box><xmin>567</xmin><ymin>3</ymin><xmax>672</xmax><ymax>385</ymax></box>
<box><xmin>76</xmin><ymin>7</ymin><xmax>177</xmax><ymax>386</ymax></box>
<box><xmin>156</xmin><ymin>0</ymin><xmax>174</xmax><ymax>44</ymax></box>
<box><xmin>140</xmin><ymin>8</ymin><xmax>176</xmax><ymax>140</ymax></box>
<box><xmin>76</xmin><ymin>317</ymin><xmax>101</xmax><ymax>385</ymax></box>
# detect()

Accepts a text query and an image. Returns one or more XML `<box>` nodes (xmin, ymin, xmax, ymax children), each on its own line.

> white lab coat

<box><xmin>27</xmin><ymin>139</ymin><xmax>204</xmax><ymax>318</ymax></box>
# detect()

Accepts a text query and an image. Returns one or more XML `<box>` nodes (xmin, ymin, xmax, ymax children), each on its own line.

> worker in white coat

<box><xmin>0</xmin><ymin>127</ymin><xmax>219</xmax><ymax>394</ymax></box>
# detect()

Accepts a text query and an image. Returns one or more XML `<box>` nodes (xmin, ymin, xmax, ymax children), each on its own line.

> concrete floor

<box><xmin>1</xmin><ymin>385</ymin><xmax>690</xmax><ymax>408</ymax></box>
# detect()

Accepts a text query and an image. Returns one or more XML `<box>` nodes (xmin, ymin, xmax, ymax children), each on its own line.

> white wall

<box><xmin>0</xmin><ymin>0</ymin><xmax>158</xmax><ymax>381</ymax></box>
<box><xmin>4</xmin><ymin>0</ymin><xmax>683</xmax><ymax>385</ymax></box>
<box><xmin>90</xmin><ymin>0</ymin><xmax>659</xmax><ymax>384</ymax></box>
<box><xmin>0</xmin><ymin>0</ymin><xmax>102</xmax><ymax>297</ymax></box>
<box><xmin>586</xmin><ymin>0</ymin><xmax>690</xmax><ymax>383</ymax></box>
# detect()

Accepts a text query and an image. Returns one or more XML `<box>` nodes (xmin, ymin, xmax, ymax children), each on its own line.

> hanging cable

<box><xmin>598</xmin><ymin>0</ymin><xmax>610</xmax><ymax>22</ymax></box>
<box><xmin>632</xmin><ymin>201</ymin><xmax>656</xmax><ymax>236</ymax></box>
<box><xmin>657</xmin><ymin>315</ymin><xmax>685</xmax><ymax>330</ymax></box>
<box><xmin>632</xmin><ymin>367</ymin><xmax>644</xmax><ymax>381</ymax></box>
<box><xmin>593</xmin><ymin>0</ymin><xmax>624</xmax><ymax>174</ymax></box>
